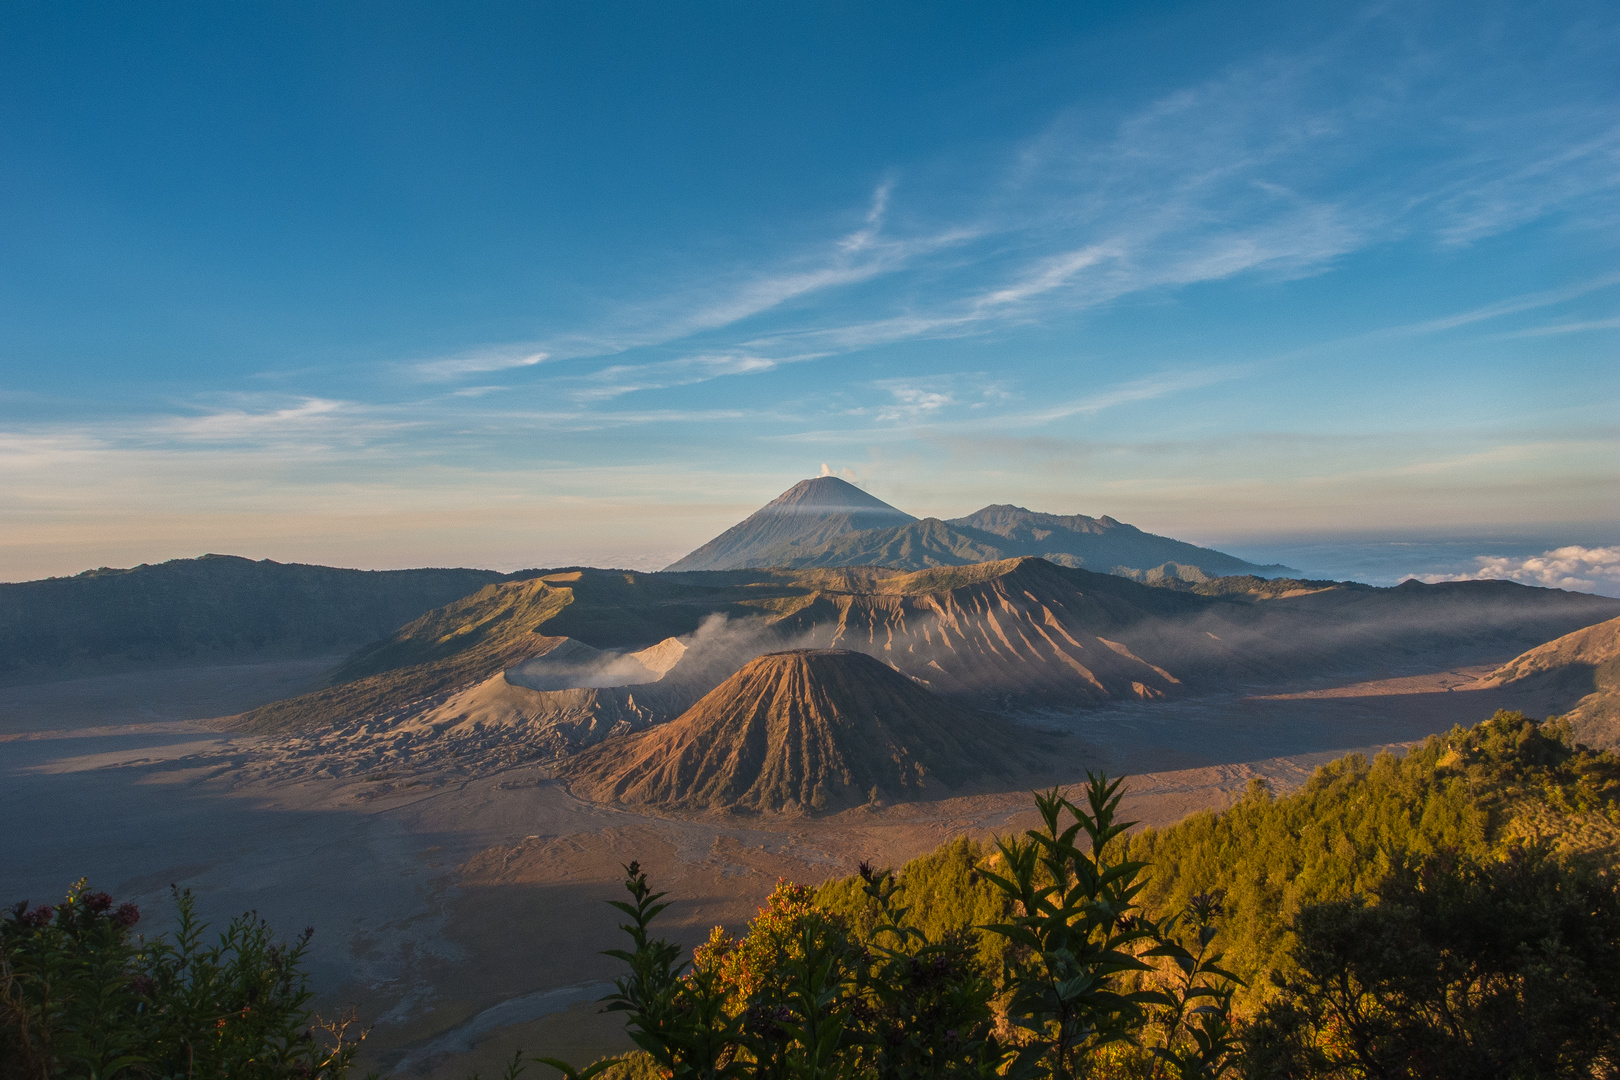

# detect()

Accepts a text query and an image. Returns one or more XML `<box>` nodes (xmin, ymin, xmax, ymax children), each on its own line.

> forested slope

<box><xmin>817</xmin><ymin>708</ymin><xmax>1620</xmax><ymax>1006</ymax></box>
<box><xmin>1127</xmin><ymin>709</ymin><xmax>1620</xmax><ymax>998</ymax></box>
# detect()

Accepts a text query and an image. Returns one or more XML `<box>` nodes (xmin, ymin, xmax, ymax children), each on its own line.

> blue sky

<box><xmin>2</xmin><ymin>0</ymin><xmax>1617</xmax><ymax>584</ymax></box>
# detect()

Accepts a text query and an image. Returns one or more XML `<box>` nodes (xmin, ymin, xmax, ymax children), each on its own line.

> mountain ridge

<box><xmin>665</xmin><ymin>478</ymin><xmax>1292</xmax><ymax>578</ymax></box>
<box><xmin>0</xmin><ymin>554</ymin><xmax>513</xmax><ymax>686</ymax></box>
<box><xmin>223</xmin><ymin>557</ymin><xmax>1620</xmax><ymax>740</ymax></box>
<box><xmin>1486</xmin><ymin>614</ymin><xmax>1620</xmax><ymax>749</ymax></box>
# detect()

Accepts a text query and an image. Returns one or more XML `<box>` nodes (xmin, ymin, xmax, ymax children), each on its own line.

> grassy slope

<box><xmin>1488</xmin><ymin>614</ymin><xmax>1620</xmax><ymax>749</ymax></box>
<box><xmin>0</xmin><ymin>555</ymin><xmax>508</xmax><ymax>685</ymax></box>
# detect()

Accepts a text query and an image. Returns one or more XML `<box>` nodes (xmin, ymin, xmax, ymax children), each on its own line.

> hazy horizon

<box><xmin>6</xmin><ymin>474</ymin><xmax>1616</xmax><ymax>598</ymax></box>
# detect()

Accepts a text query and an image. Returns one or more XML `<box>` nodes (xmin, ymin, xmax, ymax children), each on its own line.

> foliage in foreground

<box><xmin>561</xmin><ymin>713</ymin><xmax>1620</xmax><ymax>1079</ymax></box>
<box><xmin>1245</xmin><ymin>848</ymin><xmax>1620</xmax><ymax>1078</ymax></box>
<box><xmin>9</xmin><ymin>711</ymin><xmax>1620</xmax><ymax>1079</ymax></box>
<box><xmin>1127</xmin><ymin>709</ymin><xmax>1620</xmax><ymax>1003</ymax></box>
<box><xmin>552</xmin><ymin>776</ymin><xmax>1244</xmax><ymax>1080</ymax></box>
<box><xmin>0</xmin><ymin>882</ymin><xmax>364</xmax><ymax>1079</ymax></box>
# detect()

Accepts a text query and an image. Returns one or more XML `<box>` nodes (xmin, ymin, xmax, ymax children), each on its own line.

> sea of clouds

<box><xmin>1419</xmin><ymin>546</ymin><xmax>1620</xmax><ymax>596</ymax></box>
<box><xmin>1225</xmin><ymin>536</ymin><xmax>1620</xmax><ymax>599</ymax></box>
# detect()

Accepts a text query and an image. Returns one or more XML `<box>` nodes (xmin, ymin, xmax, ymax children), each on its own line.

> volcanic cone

<box><xmin>568</xmin><ymin>648</ymin><xmax>1028</xmax><ymax>813</ymax></box>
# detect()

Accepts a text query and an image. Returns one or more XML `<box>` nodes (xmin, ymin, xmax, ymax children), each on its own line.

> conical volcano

<box><xmin>567</xmin><ymin>648</ymin><xmax>1027</xmax><ymax>813</ymax></box>
<box><xmin>664</xmin><ymin>477</ymin><xmax>916</xmax><ymax>571</ymax></box>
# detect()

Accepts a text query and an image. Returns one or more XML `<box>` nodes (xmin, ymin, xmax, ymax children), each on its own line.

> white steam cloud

<box><xmin>1418</xmin><ymin>546</ymin><xmax>1620</xmax><ymax>597</ymax></box>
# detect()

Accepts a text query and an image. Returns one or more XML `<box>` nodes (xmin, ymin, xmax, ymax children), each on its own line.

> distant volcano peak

<box><xmin>764</xmin><ymin>476</ymin><xmax>907</xmax><ymax>514</ymax></box>
<box><xmin>664</xmin><ymin>478</ymin><xmax>915</xmax><ymax>572</ymax></box>
<box><xmin>664</xmin><ymin>478</ymin><xmax>1292</xmax><ymax>578</ymax></box>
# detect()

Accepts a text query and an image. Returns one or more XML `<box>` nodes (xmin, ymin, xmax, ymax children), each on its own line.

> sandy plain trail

<box><xmin>0</xmin><ymin>655</ymin><xmax>1570</xmax><ymax>1077</ymax></box>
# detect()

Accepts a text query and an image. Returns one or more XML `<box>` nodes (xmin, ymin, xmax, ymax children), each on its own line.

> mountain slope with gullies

<box><xmin>768</xmin><ymin>558</ymin><xmax>1205</xmax><ymax>706</ymax></box>
<box><xmin>225</xmin><ymin>559</ymin><xmax>1620</xmax><ymax>749</ymax></box>
<box><xmin>229</xmin><ymin>567</ymin><xmax>810</xmax><ymax>734</ymax></box>
<box><xmin>225</xmin><ymin>560</ymin><xmax>1216</xmax><ymax>740</ymax></box>
<box><xmin>1484</xmin><ymin>614</ymin><xmax>1620</xmax><ymax>749</ymax></box>
<box><xmin>567</xmin><ymin>649</ymin><xmax>1035</xmax><ymax>813</ymax></box>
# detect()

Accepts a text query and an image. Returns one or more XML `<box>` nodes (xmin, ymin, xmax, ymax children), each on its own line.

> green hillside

<box><xmin>1127</xmin><ymin>710</ymin><xmax>1620</xmax><ymax>999</ymax></box>
<box><xmin>816</xmin><ymin>708</ymin><xmax>1620</xmax><ymax>1009</ymax></box>
<box><xmin>802</xmin><ymin>709</ymin><xmax>1620</xmax><ymax>1074</ymax></box>
<box><xmin>0</xmin><ymin>555</ymin><xmax>508</xmax><ymax>685</ymax></box>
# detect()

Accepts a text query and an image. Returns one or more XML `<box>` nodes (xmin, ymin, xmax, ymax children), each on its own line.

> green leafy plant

<box><xmin>1</xmin><ymin>880</ymin><xmax>365</xmax><ymax>1080</ymax></box>
<box><xmin>592</xmin><ymin>860</ymin><xmax>735</xmax><ymax>1080</ymax></box>
<box><xmin>976</xmin><ymin>778</ymin><xmax>1164</xmax><ymax>1079</ymax></box>
<box><xmin>1141</xmin><ymin>892</ymin><xmax>1243</xmax><ymax>1080</ymax></box>
<box><xmin>845</xmin><ymin>861</ymin><xmax>1001</xmax><ymax>1079</ymax></box>
<box><xmin>554</xmin><ymin>776</ymin><xmax>1229</xmax><ymax>1080</ymax></box>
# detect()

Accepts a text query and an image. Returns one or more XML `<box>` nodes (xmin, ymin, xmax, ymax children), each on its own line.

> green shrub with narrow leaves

<box><xmin>547</xmin><ymin>775</ymin><xmax>1242</xmax><ymax>1080</ymax></box>
<box><xmin>1</xmin><ymin>882</ymin><xmax>364</xmax><ymax>1080</ymax></box>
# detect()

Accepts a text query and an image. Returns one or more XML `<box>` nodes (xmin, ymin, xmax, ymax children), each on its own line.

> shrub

<box><xmin>548</xmin><ymin>776</ymin><xmax>1242</xmax><ymax>1080</ymax></box>
<box><xmin>1</xmin><ymin>881</ymin><xmax>364</xmax><ymax>1079</ymax></box>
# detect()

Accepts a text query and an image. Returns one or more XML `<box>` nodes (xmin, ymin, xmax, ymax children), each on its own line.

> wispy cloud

<box><xmin>972</xmin><ymin>245</ymin><xmax>1118</xmax><ymax>309</ymax></box>
<box><xmin>564</xmin><ymin>350</ymin><xmax>825</xmax><ymax>402</ymax></box>
<box><xmin>1429</xmin><ymin>126</ymin><xmax>1620</xmax><ymax>246</ymax></box>
<box><xmin>158</xmin><ymin>398</ymin><xmax>354</xmax><ymax>441</ymax></box>
<box><xmin>376</xmin><ymin>10</ymin><xmax>1616</xmax><ymax>419</ymax></box>
<box><xmin>412</xmin><ymin>348</ymin><xmax>548</xmax><ymax>381</ymax></box>
<box><xmin>873</xmin><ymin>381</ymin><xmax>953</xmax><ymax>423</ymax></box>
<box><xmin>837</xmin><ymin>179</ymin><xmax>895</xmax><ymax>254</ymax></box>
<box><xmin>1489</xmin><ymin>316</ymin><xmax>1620</xmax><ymax>340</ymax></box>
<box><xmin>1002</xmin><ymin>367</ymin><xmax>1246</xmax><ymax>426</ymax></box>
<box><xmin>1391</xmin><ymin>272</ymin><xmax>1620</xmax><ymax>336</ymax></box>
<box><xmin>771</xmin><ymin>367</ymin><xmax>1237</xmax><ymax>441</ymax></box>
<box><xmin>522</xmin><ymin>182</ymin><xmax>979</xmax><ymax>371</ymax></box>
